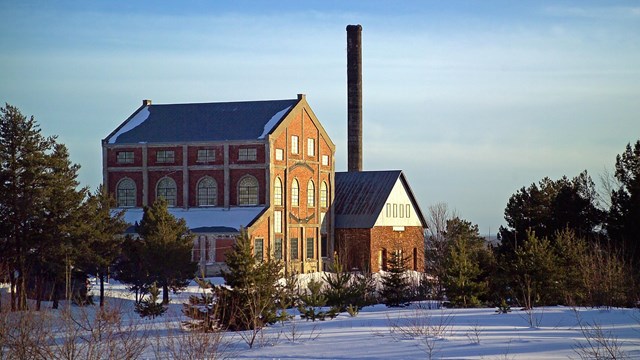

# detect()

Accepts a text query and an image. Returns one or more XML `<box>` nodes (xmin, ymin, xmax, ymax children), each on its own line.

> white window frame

<box><xmin>307</xmin><ymin>180</ymin><xmax>315</xmax><ymax>207</ymax></box>
<box><xmin>116</xmin><ymin>151</ymin><xmax>134</xmax><ymax>164</ymax></box>
<box><xmin>291</xmin><ymin>179</ymin><xmax>299</xmax><ymax>207</ymax></box>
<box><xmin>320</xmin><ymin>181</ymin><xmax>328</xmax><ymax>208</ymax></box>
<box><xmin>197</xmin><ymin>149</ymin><xmax>216</xmax><ymax>163</ymax></box>
<box><xmin>274</xmin><ymin>177</ymin><xmax>282</xmax><ymax>206</ymax></box>
<box><xmin>238</xmin><ymin>148</ymin><xmax>257</xmax><ymax>161</ymax></box>
<box><xmin>291</xmin><ymin>135</ymin><xmax>299</xmax><ymax>154</ymax></box>
<box><xmin>274</xmin><ymin>210</ymin><xmax>282</xmax><ymax>233</ymax></box>
<box><xmin>321</xmin><ymin>155</ymin><xmax>329</xmax><ymax>166</ymax></box>
<box><xmin>275</xmin><ymin>148</ymin><xmax>284</xmax><ymax>161</ymax></box>
<box><xmin>156</xmin><ymin>150</ymin><xmax>175</xmax><ymax>163</ymax></box>
<box><xmin>307</xmin><ymin>138</ymin><xmax>315</xmax><ymax>156</ymax></box>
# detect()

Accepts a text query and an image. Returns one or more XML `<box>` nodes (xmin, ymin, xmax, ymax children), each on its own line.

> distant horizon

<box><xmin>2</xmin><ymin>0</ymin><xmax>639</xmax><ymax>234</ymax></box>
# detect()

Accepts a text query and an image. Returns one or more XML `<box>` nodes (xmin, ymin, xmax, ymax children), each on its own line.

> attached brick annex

<box><xmin>102</xmin><ymin>95</ymin><xmax>427</xmax><ymax>276</ymax></box>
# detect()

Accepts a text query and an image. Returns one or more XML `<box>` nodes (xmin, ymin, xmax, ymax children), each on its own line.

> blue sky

<box><xmin>1</xmin><ymin>1</ymin><xmax>639</xmax><ymax>234</ymax></box>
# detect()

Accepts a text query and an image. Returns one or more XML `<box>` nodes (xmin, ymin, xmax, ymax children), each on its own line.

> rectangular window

<box><xmin>274</xmin><ymin>237</ymin><xmax>283</xmax><ymax>260</ymax></box>
<box><xmin>156</xmin><ymin>150</ymin><xmax>175</xmax><ymax>163</ymax></box>
<box><xmin>306</xmin><ymin>237</ymin><xmax>314</xmax><ymax>259</ymax></box>
<box><xmin>399</xmin><ymin>204</ymin><xmax>405</xmax><ymax>218</ymax></box>
<box><xmin>116</xmin><ymin>151</ymin><xmax>134</xmax><ymax>164</ymax></box>
<box><xmin>393</xmin><ymin>204</ymin><xmax>398</xmax><ymax>218</ymax></box>
<box><xmin>192</xmin><ymin>237</ymin><xmax>201</xmax><ymax>262</ymax></box>
<box><xmin>320</xmin><ymin>212</ymin><xmax>327</xmax><ymax>234</ymax></box>
<box><xmin>197</xmin><ymin>149</ymin><xmax>215</xmax><ymax>162</ymax></box>
<box><xmin>274</xmin><ymin>211</ymin><xmax>282</xmax><ymax>233</ymax></box>
<box><xmin>238</xmin><ymin>148</ymin><xmax>257</xmax><ymax>161</ymax></box>
<box><xmin>386</xmin><ymin>203</ymin><xmax>391</xmax><ymax>218</ymax></box>
<box><xmin>291</xmin><ymin>135</ymin><xmax>299</xmax><ymax>154</ymax></box>
<box><xmin>406</xmin><ymin>204</ymin><xmax>411</xmax><ymax>218</ymax></box>
<box><xmin>290</xmin><ymin>238</ymin><xmax>299</xmax><ymax>260</ymax></box>
<box><xmin>307</xmin><ymin>138</ymin><xmax>315</xmax><ymax>156</ymax></box>
<box><xmin>254</xmin><ymin>238</ymin><xmax>264</xmax><ymax>261</ymax></box>
<box><xmin>275</xmin><ymin>148</ymin><xmax>284</xmax><ymax>161</ymax></box>
<box><xmin>321</xmin><ymin>235</ymin><xmax>327</xmax><ymax>258</ymax></box>
<box><xmin>321</xmin><ymin>155</ymin><xmax>329</xmax><ymax>166</ymax></box>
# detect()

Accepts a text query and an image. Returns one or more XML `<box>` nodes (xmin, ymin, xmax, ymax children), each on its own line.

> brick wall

<box><xmin>336</xmin><ymin>226</ymin><xmax>424</xmax><ymax>272</ymax></box>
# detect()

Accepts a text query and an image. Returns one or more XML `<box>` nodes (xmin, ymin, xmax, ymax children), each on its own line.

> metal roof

<box><xmin>334</xmin><ymin>170</ymin><xmax>427</xmax><ymax>229</ymax></box>
<box><xmin>105</xmin><ymin>99</ymin><xmax>298</xmax><ymax>144</ymax></box>
<box><xmin>120</xmin><ymin>206</ymin><xmax>265</xmax><ymax>233</ymax></box>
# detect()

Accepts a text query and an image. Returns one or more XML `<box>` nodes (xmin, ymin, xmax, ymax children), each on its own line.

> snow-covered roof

<box><xmin>120</xmin><ymin>206</ymin><xmax>265</xmax><ymax>233</ymax></box>
<box><xmin>105</xmin><ymin>99</ymin><xmax>297</xmax><ymax>144</ymax></box>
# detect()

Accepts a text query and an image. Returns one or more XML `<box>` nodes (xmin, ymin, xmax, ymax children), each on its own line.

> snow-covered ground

<box><xmin>2</xmin><ymin>279</ymin><xmax>639</xmax><ymax>359</ymax></box>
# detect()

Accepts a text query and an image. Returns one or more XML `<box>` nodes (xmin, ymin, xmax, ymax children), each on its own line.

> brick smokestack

<box><xmin>347</xmin><ymin>24</ymin><xmax>363</xmax><ymax>172</ymax></box>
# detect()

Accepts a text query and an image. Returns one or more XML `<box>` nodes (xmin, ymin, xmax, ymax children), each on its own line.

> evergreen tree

<box><xmin>135</xmin><ymin>282</ymin><xmax>167</xmax><ymax>319</ymax></box>
<box><xmin>442</xmin><ymin>218</ymin><xmax>492</xmax><ymax>307</ymax></box>
<box><xmin>498</xmin><ymin>171</ymin><xmax>604</xmax><ymax>255</ymax></box>
<box><xmin>379</xmin><ymin>249</ymin><xmax>411</xmax><ymax>307</ymax></box>
<box><xmin>214</xmin><ymin>229</ymin><xmax>282</xmax><ymax>331</ymax></box>
<box><xmin>112</xmin><ymin>234</ymin><xmax>149</xmax><ymax>304</ymax></box>
<box><xmin>35</xmin><ymin>142</ymin><xmax>88</xmax><ymax>310</ymax></box>
<box><xmin>553</xmin><ymin>228</ymin><xmax>590</xmax><ymax>306</ymax></box>
<box><xmin>183</xmin><ymin>277</ymin><xmax>218</xmax><ymax>332</ymax></box>
<box><xmin>0</xmin><ymin>104</ymin><xmax>86</xmax><ymax>311</ymax></box>
<box><xmin>607</xmin><ymin>140</ymin><xmax>640</xmax><ymax>266</ymax></box>
<box><xmin>508</xmin><ymin>231</ymin><xmax>559</xmax><ymax>308</ymax></box>
<box><xmin>76</xmin><ymin>186</ymin><xmax>128</xmax><ymax>308</ymax></box>
<box><xmin>138</xmin><ymin>198</ymin><xmax>197</xmax><ymax>304</ymax></box>
<box><xmin>297</xmin><ymin>278</ymin><xmax>331</xmax><ymax>321</ymax></box>
<box><xmin>323</xmin><ymin>255</ymin><xmax>353</xmax><ymax>312</ymax></box>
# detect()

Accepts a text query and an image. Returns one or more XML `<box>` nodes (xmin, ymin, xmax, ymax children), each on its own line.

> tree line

<box><xmin>0</xmin><ymin>104</ymin><xmax>196</xmax><ymax>312</ymax></box>
<box><xmin>426</xmin><ymin>139</ymin><xmax>640</xmax><ymax>308</ymax></box>
<box><xmin>2</xmin><ymin>103</ymin><xmax>638</xmax><ymax>316</ymax></box>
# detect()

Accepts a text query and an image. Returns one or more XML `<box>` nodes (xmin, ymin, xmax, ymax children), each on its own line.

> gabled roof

<box><xmin>334</xmin><ymin>170</ymin><xmax>427</xmax><ymax>229</ymax></box>
<box><xmin>105</xmin><ymin>98</ymin><xmax>298</xmax><ymax>144</ymax></box>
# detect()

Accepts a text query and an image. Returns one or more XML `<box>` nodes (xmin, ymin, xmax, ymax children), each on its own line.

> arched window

<box><xmin>320</xmin><ymin>181</ymin><xmax>328</xmax><ymax>208</ymax></box>
<box><xmin>291</xmin><ymin>179</ymin><xmax>299</xmax><ymax>207</ymax></box>
<box><xmin>156</xmin><ymin>177</ymin><xmax>177</xmax><ymax>206</ymax></box>
<box><xmin>238</xmin><ymin>176</ymin><xmax>259</xmax><ymax>205</ymax></box>
<box><xmin>274</xmin><ymin>177</ymin><xmax>282</xmax><ymax>206</ymax></box>
<box><xmin>197</xmin><ymin>176</ymin><xmax>217</xmax><ymax>206</ymax></box>
<box><xmin>116</xmin><ymin>178</ymin><xmax>136</xmax><ymax>207</ymax></box>
<box><xmin>307</xmin><ymin>180</ymin><xmax>315</xmax><ymax>207</ymax></box>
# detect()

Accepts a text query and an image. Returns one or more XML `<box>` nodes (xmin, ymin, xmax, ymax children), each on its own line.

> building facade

<box><xmin>103</xmin><ymin>94</ymin><xmax>335</xmax><ymax>275</ymax></box>
<box><xmin>334</xmin><ymin>171</ymin><xmax>426</xmax><ymax>273</ymax></box>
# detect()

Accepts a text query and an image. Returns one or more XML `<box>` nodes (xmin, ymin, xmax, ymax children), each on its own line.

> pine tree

<box><xmin>510</xmin><ymin>231</ymin><xmax>559</xmax><ymax>309</ymax></box>
<box><xmin>112</xmin><ymin>235</ymin><xmax>149</xmax><ymax>304</ymax></box>
<box><xmin>138</xmin><ymin>198</ymin><xmax>197</xmax><ymax>304</ymax></box>
<box><xmin>76</xmin><ymin>186</ymin><xmax>128</xmax><ymax>308</ymax></box>
<box><xmin>183</xmin><ymin>277</ymin><xmax>218</xmax><ymax>332</ymax></box>
<box><xmin>36</xmin><ymin>143</ymin><xmax>88</xmax><ymax>310</ymax></box>
<box><xmin>608</xmin><ymin>140</ymin><xmax>640</xmax><ymax>267</ymax></box>
<box><xmin>135</xmin><ymin>282</ymin><xmax>167</xmax><ymax>319</ymax></box>
<box><xmin>214</xmin><ymin>229</ymin><xmax>282</xmax><ymax>333</ymax></box>
<box><xmin>442</xmin><ymin>218</ymin><xmax>493</xmax><ymax>308</ymax></box>
<box><xmin>323</xmin><ymin>255</ymin><xmax>353</xmax><ymax>312</ymax></box>
<box><xmin>379</xmin><ymin>249</ymin><xmax>411</xmax><ymax>307</ymax></box>
<box><xmin>0</xmin><ymin>104</ymin><xmax>86</xmax><ymax>311</ymax></box>
<box><xmin>297</xmin><ymin>278</ymin><xmax>330</xmax><ymax>321</ymax></box>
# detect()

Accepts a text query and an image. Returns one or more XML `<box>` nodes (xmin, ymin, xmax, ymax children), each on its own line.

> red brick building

<box><xmin>102</xmin><ymin>94</ymin><xmax>335</xmax><ymax>275</ymax></box>
<box><xmin>334</xmin><ymin>171</ymin><xmax>427</xmax><ymax>272</ymax></box>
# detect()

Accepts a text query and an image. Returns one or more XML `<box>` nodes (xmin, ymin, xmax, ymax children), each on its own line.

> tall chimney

<box><xmin>347</xmin><ymin>24</ymin><xmax>363</xmax><ymax>172</ymax></box>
